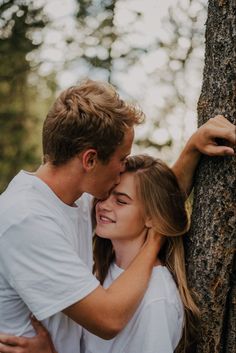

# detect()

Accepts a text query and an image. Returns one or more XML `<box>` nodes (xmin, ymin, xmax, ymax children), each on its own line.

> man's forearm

<box><xmin>63</xmin><ymin>233</ymin><xmax>162</xmax><ymax>339</ymax></box>
<box><xmin>172</xmin><ymin>115</ymin><xmax>235</xmax><ymax>196</ymax></box>
<box><xmin>171</xmin><ymin>134</ymin><xmax>201</xmax><ymax>197</ymax></box>
<box><xmin>104</xmin><ymin>234</ymin><xmax>161</xmax><ymax>329</ymax></box>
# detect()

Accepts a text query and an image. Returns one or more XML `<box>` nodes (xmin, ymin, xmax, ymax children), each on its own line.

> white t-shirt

<box><xmin>0</xmin><ymin>171</ymin><xmax>99</xmax><ymax>353</ymax></box>
<box><xmin>82</xmin><ymin>263</ymin><xmax>184</xmax><ymax>353</ymax></box>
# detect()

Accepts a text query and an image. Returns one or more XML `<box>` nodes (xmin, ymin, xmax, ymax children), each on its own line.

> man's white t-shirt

<box><xmin>0</xmin><ymin>171</ymin><xmax>99</xmax><ymax>353</ymax></box>
<box><xmin>82</xmin><ymin>263</ymin><xmax>184</xmax><ymax>353</ymax></box>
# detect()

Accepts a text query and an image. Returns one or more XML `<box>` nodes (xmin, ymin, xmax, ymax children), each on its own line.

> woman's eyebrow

<box><xmin>112</xmin><ymin>190</ymin><xmax>133</xmax><ymax>200</ymax></box>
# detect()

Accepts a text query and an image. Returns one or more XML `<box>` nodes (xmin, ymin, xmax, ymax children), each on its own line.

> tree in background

<box><xmin>186</xmin><ymin>1</ymin><xmax>236</xmax><ymax>352</ymax></box>
<box><xmin>0</xmin><ymin>0</ymin><xmax>49</xmax><ymax>192</ymax></box>
<box><xmin>132</xmin><ymin>0</ymin><xmax>207</xmax><ymax>161</ymax></box>
<box><xmin>65</xmin><ymin>0</ymin><xmax>206</xmax><ymax>161</ymax></box>
<box><xmin>73</xmin><ymin>0</ymin><xmax>149</xmax><ymax>83</ymax></box>
<box><xmin>74</xmin><ymin>0</ymin><xmax>116</xmax><ymax>82</ymax></box>
<box><xmin>0</xmin><ymin>0</ymin><xmax>208</xmax><ymax>191</ymax></box>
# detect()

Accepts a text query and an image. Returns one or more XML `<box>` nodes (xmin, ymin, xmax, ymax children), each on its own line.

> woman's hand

<box><xmin>0</xmin><ymin>316</ymin><xmax>57</xmax><ymax>353</ymax></box>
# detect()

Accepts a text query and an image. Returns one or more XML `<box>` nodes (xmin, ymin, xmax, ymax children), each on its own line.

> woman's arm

<box><xmin>172</xmin><ymin>115</ymin><xmax>236</xmax><ymax>196</ymax></box>
<box><xmin>0</xmin><ymin>317</ymin><xmax>57</xmax><ymax>353</ymax></box>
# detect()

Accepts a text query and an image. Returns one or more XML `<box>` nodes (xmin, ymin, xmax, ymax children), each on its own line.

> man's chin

<box><xmin>96</xmin><ymin>190</ymin><xmax>111</xmax><ymax>200</ymax></box>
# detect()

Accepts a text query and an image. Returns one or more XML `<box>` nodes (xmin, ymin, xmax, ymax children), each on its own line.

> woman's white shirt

<box><xmin>82</xmin><ymin>263</ymin><xmax>184</xmax><ymax>353</ymax></box>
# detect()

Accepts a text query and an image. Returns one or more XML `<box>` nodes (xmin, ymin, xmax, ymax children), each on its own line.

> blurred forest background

<box><xmin>0</xmin><ymin>0</ymin><xmax>207</xmax><ymax>192</ymax></box>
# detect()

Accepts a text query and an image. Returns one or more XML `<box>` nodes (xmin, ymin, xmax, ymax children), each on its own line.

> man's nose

<box><xmin>120</xmin><ymin>161</ymin><xmax>126</xmax><ymax>173</ymax></box>
<box><xmin>114</xmin><ymin>173</ymin><xmax>121</xmax><ymax>186</ymax></box>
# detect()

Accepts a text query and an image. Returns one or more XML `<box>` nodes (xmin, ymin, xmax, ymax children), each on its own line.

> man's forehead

<box><xmin>118</xmin><ymin>127</ymin><xmax>134</xmax><ymax>152</ymax></box>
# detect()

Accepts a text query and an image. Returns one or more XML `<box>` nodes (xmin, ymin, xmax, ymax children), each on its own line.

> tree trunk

<box><xmin>186</xmin><ymin>1</ymin><xmax>236</xmax><ymax>353</ymax></box>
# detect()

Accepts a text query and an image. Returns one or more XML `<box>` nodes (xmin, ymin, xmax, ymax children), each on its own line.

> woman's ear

<box><xmin>145</xmin><ymin>217</ymin><xmax>153</xmax><ymax>228</ymax></box>
<box><xmin>81</xmin><ymin>149</ymin><xmax>98</xmax><ymax>171</ymax></box>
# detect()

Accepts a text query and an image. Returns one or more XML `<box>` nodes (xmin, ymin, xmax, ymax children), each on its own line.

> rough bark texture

<box><xmin>185</xmin><ymin>1</ymin><xmax>236</xmax><ymax>353</ymax></box>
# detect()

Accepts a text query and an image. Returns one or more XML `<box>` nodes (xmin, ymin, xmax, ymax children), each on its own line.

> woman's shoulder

<box><xmin>145</xmin><ymin>266</ymin><xmax>183</xmax><ymax>309</ymax></box>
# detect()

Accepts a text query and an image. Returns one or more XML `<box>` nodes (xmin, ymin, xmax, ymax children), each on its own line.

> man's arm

<box><xmin>0</xmin><ymin>317</ymin><xmax>57</xmax><ymax>353</ymax></box>
<box><xmin>172</xmin><ymin>115</ymin><xmax>235</xmax><ymax>196</ymax></box>
<box><xmin>0</xmin><ymin>231</ymin><xmax>163</xmax><ymax>353</ymax></box>
<box><xmin>0</xmin><ymin>232</ymin><xmax>163</xmax><ymax>353</ymax></box>
<box><xmin>63</xmin><ymin>232</ymin><xmax>163</xmax><ymax>339</ymax></box>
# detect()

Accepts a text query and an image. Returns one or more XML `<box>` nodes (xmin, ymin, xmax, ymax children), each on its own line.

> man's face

<box><xmin>90</xmin><ymin>127</ymin><xmax>134</xmax><ymax>199</ymax></box>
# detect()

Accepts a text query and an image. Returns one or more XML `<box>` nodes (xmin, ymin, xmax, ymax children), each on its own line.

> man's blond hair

<box><xmin>43</xmin><ymin>79</ymin><xmax>145</xmax><ymax>165</ymax></box>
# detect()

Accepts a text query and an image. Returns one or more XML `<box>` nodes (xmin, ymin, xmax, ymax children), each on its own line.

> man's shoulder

<box><xmin>0</xmin><ymin>176</ymin><xmax>60</xmax><ymax>238</ymax></box>
<box><xmin>75</xmin><ymin>192</ymin><xmax>93</xmax><ymax>209</ymax></box>
<box><xmin>0</xmin><ymin>194</ymin><xmax>46</xmax><ymax>239</ymax></box>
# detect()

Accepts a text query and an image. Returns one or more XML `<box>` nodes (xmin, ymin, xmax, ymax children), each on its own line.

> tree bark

<box><xmin>185</xmin><ymin>1</ymin><xmax>236</xmax><ymax>353</ymax></box>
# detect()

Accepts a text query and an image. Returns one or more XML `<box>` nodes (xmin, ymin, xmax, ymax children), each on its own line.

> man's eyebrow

<box><xmin>112</xmin><ymin>191</ymin><xmax>133</xmax><ymax>200</ymax></box>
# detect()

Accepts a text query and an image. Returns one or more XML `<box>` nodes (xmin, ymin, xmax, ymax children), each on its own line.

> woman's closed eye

<box><xmin>116</xmin><ymin>199</ymin><xmax>127</xmax><ymax>205</ymax></box>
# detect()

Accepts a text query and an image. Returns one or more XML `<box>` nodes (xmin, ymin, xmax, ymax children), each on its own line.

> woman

<box><xmin>0</xmin><ymin>155</ymin><xmax>199</xmax><ymax>353</ymax></box>
<box><xmin>82</xmin><ymin>154</ymin><xmax>199</xmax><ymax>353</ymax></box>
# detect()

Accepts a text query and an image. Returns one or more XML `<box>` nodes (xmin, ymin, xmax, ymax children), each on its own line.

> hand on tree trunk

<box><xmin>188</xmin><ymin>115</ymin><xmax>235</xmax><ymax>157</ymax></box>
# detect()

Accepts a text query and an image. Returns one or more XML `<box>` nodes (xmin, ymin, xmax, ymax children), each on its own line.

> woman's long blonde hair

<box><xmin>93</xmin><ymin>154</ymin><xmax>199</xmax><ymax>352</ymax></box>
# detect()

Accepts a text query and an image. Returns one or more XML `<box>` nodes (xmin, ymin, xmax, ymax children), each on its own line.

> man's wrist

<box><xmin>184</xmin><ymin>132</ymin><xmax>202</xmax><ymax>156</ymax></box>
<box><xmin>142</xmin><ymin>233</ymin><xmax>163</xmax><ymax>264</ymax></box>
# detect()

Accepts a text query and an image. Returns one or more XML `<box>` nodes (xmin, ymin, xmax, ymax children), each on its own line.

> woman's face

<box><xmin>95</xmin><ymin>172</ymin><xmax>147</xmax><ymax>241</ymax></box>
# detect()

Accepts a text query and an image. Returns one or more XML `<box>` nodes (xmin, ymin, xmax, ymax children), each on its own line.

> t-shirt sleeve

<box><xmin>123</xmin><ymin>299</ymin><xmax>182</xmax><ymax>353</ymax></box>
<box><xmin>0</xmin><ymin>213</ymin><xmax>100</xmax><ymax>321</ymax></box>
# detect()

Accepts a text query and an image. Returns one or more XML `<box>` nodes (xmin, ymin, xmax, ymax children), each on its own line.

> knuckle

<box><xmin>18</xmin><ymin>337</ymin><xmax>27</xmax><ymax>346</ymax></box>
<box><xmin>213</xmin><ymin>114</ymin><xmax>223</xmax><ymax>120</ymax></box>
<box><xmin>207</xmin><ymin>117</ymin><xmax>216</xmax><ymax>127</ymax></box>
<box><xmin>203</xmin><ymin>125</ymin><xmax>211</xmax><ymax>136</ymax></box>
<box><xmin>205</xmin><ymin>147</ymin><xmax>213</xmax><ymax>156</ymax></box>
<box><xmin>41</xmin><ymin>330</ymin><xmax>50</xmax><ymax>339</ymax></box>
<box><xmin>16</xmin><ymin>349</ymin><xmax>24</xmax><ymax>353</ymax></box>
<box><xmin>205</xmin><ymin>150</ymin><xmax>212</xmax><ymax>156</ymax></box>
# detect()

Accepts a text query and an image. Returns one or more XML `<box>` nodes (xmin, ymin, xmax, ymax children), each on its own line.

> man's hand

<box><xmin>145</xmin><ymin>228</ymin><xmax>165</xmax><ymax>254</ymax></box>
<box><xmin>188</xmin><ymin>115</ymin><xmax>235</xmax><ymax>156</ymax></box>
<box><xmin>0</xmin><ymin>317</ymin><xmax>57</xmax><ymax>353</ymax></box>
<box><xmin>172</xmin><ymin>115</ymin><xmax>235</xmax><ymax>196</ymax></box>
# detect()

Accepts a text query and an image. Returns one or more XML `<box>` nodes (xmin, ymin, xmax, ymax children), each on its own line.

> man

<box><xmin>0</xmin><ymin>79</ymin><xmax>235</xmax><ymax>353</ymax></box>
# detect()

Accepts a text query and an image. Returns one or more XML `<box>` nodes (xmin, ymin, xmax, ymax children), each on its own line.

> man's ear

<box><xmin>145</xmin><ymin>217</ymin><xmax>153</xmax><ymax>228</ymax></box>
<box><xmin>81</xmin><ymin>149</ymin><xmax>98</xmax><ymax>171</ymax></box>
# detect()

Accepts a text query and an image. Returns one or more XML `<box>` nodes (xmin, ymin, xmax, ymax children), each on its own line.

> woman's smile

<box><xmin>97</xmin><ymin>213</ymin><xmax>116</xmax><ymax>224</ymax></box>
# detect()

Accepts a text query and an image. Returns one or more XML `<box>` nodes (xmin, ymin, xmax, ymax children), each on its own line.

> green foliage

<box><xmin>72</xmin><ymin>0</ymin><xmax>206</xmax><ymax>157</ymax></box>
<box><xmin>71</xmin><ymin>0</ymin><xmax>148</xmax><ymax>82</ymax></box>
<box><xmin>74</xmin><ymin>0</ymin><xmax>116</xmax><ymax>81</ymax></box>
<box><xmin>0</xmin><ymin>0</ymin><xmax>48</xmax><ymax>192</ymax></box>
<box><xmin>0</xmin><ymin>0</ymin><xmax>208</xmax><ymax>192</ymax></box>
<box><xmin>133</xmin><ymin>0</ymin><xmax>207</xmax><ymax>155</ymax></box>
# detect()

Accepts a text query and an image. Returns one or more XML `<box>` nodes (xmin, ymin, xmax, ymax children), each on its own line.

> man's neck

<box><xmin>35</xmin><ymin>162</ymin><xmax>83</xmax><ymax>206</ymax></box>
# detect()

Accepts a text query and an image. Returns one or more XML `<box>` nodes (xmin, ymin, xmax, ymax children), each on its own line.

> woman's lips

<box><xmin>97</xmin><ymin>214</ymin><xmax>116</xmax><ymax>223</ymax></box>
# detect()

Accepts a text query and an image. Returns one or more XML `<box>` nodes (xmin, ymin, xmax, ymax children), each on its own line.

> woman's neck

<box><xmin>111</xmin><ymin>231</ymin><xmax>162</xmax><ymax>270</ymax></box>
<box><xmin>112</xmin><ymin>238</ymin><xmax>145</xmax><ymax>270</ymax></box>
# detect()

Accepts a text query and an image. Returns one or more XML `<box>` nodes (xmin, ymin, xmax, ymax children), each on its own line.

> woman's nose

<box><xmin>98</xmin><ymin>196</ymin><xmax>112</xmax><ymax>211</ymax></box>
